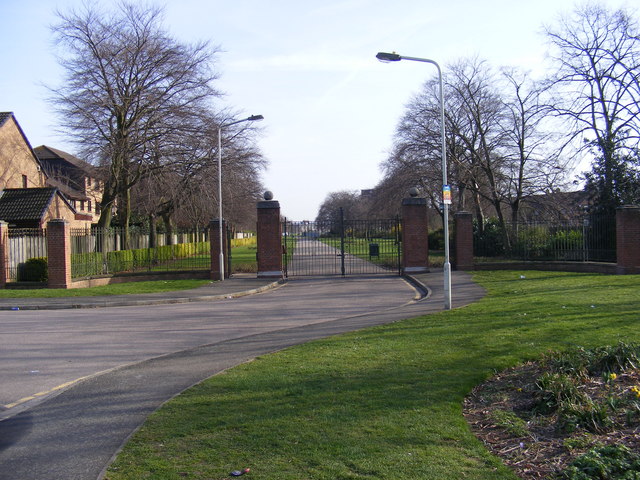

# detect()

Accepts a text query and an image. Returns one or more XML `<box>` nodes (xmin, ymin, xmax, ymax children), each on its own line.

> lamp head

<box><xmin>376</xmin><ymin>51</ymin><xmax>402</xmax><ymax>62</ymax></box>
<box><xmin>248</xmin><ymin>115</ymin><xmax>264</xmax><ymax>121</ymax></box>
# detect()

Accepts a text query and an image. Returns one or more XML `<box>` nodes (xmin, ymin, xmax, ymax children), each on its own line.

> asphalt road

<box><xmin>0</xmin><ymin>272</ymin><xmax>484</xmax><ymax>480</ymax></box>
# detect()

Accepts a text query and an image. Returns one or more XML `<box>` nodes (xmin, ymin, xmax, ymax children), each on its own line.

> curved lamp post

<box><xmin>217</xmin><ymin>114</ymin><xmax>264</xmax><ymax>281</ymax></box>
<box><xmin>376</xmin><ymin>51</ymin><xmax>451</xmax><ymax>310</ymax></box>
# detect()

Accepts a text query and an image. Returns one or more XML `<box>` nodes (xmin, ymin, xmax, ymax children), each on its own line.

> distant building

<box><xmin>34</xmin><ymin>145</ymin><xmax>102</xmax><ymax>222</ymax></box>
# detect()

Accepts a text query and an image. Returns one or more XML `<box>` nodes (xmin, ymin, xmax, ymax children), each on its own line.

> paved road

<box><xmin>287</xmin><ymin>238</ymin><xmax>393</xmax><ymax>275</ymax></box>
<box><xmin>0</xmin><ymin>272</ymin><xmax>484</xmax><ymax>480</ymax></box>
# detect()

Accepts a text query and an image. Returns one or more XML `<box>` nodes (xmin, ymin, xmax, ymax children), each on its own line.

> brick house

<box><xmin>0</xmin><ymin>112</ymin><xmax>92</xmax><ymax>229</ymax></box>
<box><xmin>34</xmin><ymin>145</ymin><xmax>102</xmax><ymax>222</ymax></box>
<box><xmin>0</xmin><ymin>112</ymin><xmax>46</xmax><ymax>189</ymax></box>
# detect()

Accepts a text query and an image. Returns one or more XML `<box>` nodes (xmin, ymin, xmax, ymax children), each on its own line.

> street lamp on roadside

<box><xmin>217</xmin><ymin>114</ymin><xmax>264</xmax><ymax>281</ymax></box>
<box><xmin>376</xmin><ymin>51</ymin><xmax>452</xmax><ymax>310</ymax></box>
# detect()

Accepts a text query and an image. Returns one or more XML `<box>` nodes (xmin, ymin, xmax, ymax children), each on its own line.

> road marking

<box><xmin>3</xmin><ymin>375</ymin><xmax>90</xmax><ymax>409</ymax></box>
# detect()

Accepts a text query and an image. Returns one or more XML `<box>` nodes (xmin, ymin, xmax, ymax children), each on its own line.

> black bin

<box><xmin>369</xmin><ymin>243</ymin><xmax>380</xmax><ymax>259</ymax></box>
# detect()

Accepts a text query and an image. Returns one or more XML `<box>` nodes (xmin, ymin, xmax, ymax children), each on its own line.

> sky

<box><xmin>0</xmin><ymin>0</ymin><xmax>634</xmax><ymax>220</ymax></box>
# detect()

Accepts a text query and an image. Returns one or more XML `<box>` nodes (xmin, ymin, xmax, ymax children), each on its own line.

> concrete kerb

<box><xmin>0</xmin><ymin>277</ymin><xmax>287</xmax><ymax>311</ymax></box>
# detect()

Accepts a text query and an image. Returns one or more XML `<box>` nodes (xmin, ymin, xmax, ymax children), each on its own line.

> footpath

<box><xmin>0</xmin><ymin>274</ymin><xmax>284</xmax><ymax>311</ymax></box>
<box><xmin>0</xmin><ymin>271</ymin><xmax>484</xmax><ymax>480</ymax></box>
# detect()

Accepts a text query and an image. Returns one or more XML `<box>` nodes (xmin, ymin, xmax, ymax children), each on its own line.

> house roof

<box><xmin>0</xmin><ymin>188</ymin><xmax>74</xmax><ymax>223</ymax></box>
<box><xmin>34</xmin><ymin>145</ymin><xmax>97</xmax><ymax>175</ymax></box>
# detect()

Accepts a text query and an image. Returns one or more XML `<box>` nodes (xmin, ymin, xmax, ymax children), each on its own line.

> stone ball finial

<box><xmin>263</xmin><ymin>191</ymin><xmax>274</xmax><ymax>201</ymax></box>
<box><xmin>408</xmin><ymin>187</ymin><xmax>419</xmax><ymax>198</ymax></box>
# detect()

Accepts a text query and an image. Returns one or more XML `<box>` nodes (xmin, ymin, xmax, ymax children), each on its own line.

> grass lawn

<box><xmin>0</xmin><ymin>279</ymin><xmax>212</xmax><ymax>298</ymax></box>
<box><xmin>231</xmin><ymin>244</ymin><xmax>258</xmax><ymax>273</ymax></box>
<box><xmin>105</xmin><ymin>271</ymin><xmax>640</xmax><ymax>480</ymax></box>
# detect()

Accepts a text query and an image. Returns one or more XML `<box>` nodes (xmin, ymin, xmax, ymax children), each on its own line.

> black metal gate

<box><xmin>282</xmin><ymin>211</ymin><xmax>401</xmax><ymax>277</ymax></box>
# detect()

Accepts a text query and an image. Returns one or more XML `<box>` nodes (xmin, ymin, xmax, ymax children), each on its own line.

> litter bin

<box><xmin>369</xmin><ymin>243</ymin><xmax>379</xmax><ymax>259</ymax></box>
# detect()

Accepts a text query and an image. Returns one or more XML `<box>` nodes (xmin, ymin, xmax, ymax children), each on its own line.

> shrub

<box><xmin>561</xmin><ymin>444</ymin><xmax>640</xmax><ymax>479</ymax></box>
<box><xmin>559</xmin><ymin>400</ymin><xmax>613</xmax><ymax>434</ymax></box>
<box><xmin>428</xmin><ymin>228</ymin><xmax>444</xmax><ymax>250</ymax></box>
<box><xmin>535</xmin><ymin>372</ymin><xmax>587</xmax><ymax>414</ymax></box>
<box><xmin>18</xmin><ymin>257</ymin><xmax>48</xmax><ymax>282</ymax></box>
<box><xmin>544</xmin><ymin>343</ymin><xmax>640</xmax><ymax>378</ymax></box>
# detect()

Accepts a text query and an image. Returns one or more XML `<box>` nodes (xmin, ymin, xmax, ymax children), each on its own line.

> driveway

<box><xmin>0</xmin><ymin>272</ymin><xmax>484</xmax><ymax>480</ymax></box>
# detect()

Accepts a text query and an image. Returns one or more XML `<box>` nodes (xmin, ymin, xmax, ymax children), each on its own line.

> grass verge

<box><xmin>0</xmin><ymin>279</ymin><xmax>211</xmax><ymax>298</ymax></box>
<box><xmin>105</xmin><ymin>271</ymin><xmax>640</xmax><ymax>480</ymax></box>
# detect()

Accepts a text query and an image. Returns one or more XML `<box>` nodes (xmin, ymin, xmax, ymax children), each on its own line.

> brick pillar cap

<box><xmin>402</xmin><ymin>197</ymin><xmax>427</xmax><ymax>206</ymax></box>
<box><xmin>258</xmin><ymin>200</ymin><xmax>280</xmax><ymax>209</ymax></box>
<box><xmin>209</xmin><ymin>218</ymin><xmax>226</xmax><ymax>226</ymax></box>
<box><xmin>454</xmin><ymin>211</ymin><xmax>472</xmax><ymax>217</ymax></box>
<box><xmin>617</xmin><ymin>205</ymin><xmax>640</xmax><ymax>211</ymax></box>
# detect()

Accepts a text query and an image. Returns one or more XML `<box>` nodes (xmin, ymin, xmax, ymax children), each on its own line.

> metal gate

<box><xmin>282</xmin><ymin>212</ymin><xmax>401</xmax><ymax>277</ymax></box>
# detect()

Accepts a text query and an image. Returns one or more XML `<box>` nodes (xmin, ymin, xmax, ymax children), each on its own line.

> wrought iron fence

<box><xmin>70</xmin><ymin>227</ymin><xmax>211</xmax><ymax>278</ymax></box>
<box><xmin>474</xmin><ymin>215</ymin><xmax>616</xmax><ymax>263</ymax></box>
<box><xmin>7</xmin><ymin>228</ymin><xmax>48</xmax><ymax>282</ymax></box>
<box><xmin>282</xmin><ymin>217</ymin><xmax>401</xmax><ymax>276</ymax></box>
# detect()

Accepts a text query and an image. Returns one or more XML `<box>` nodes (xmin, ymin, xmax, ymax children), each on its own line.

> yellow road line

<box><xmin>3</xmin><ymin>375</ymin><xmax>90</xmax><ymax>409</ymax></box>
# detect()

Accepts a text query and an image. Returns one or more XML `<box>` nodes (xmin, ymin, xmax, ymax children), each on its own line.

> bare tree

<box><xmin>49</xmin><ymin>1</ymin><xmax>221</xmax><ymax>244</ymax></box>
<box><xmin>379</xmin><ymin>58</ymin><xmax>569</xmax><ymax>247</ymax></box>
<box><xmin>130</xmin><ymin>112</ymin><xmax>266</xmax><ymax>234</ymax></box>
<box><xmin>499</xmin><ymin>68</ymin><xmax>568</xmax><ymax>225</ymax></box>
<box><xmin>545</xmin><ymin>3</ymin><xmax>640</xmax><ymax>213</ymax></box>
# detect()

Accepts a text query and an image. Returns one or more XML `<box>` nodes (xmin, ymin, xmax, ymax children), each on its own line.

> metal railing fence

<box><xmin>7</xmin><ymin>228</ymin><xmax>48</xmax><ymax>282</ymax></box>
<box><xmin>474</xmin><ymin>215</ymin><xmax>616</xmax><ymax>263</ymax></box>
<box><xmin>70</xmin><ymin>227</ymin><xmax>211</xmax><ymax>278</ymax></box>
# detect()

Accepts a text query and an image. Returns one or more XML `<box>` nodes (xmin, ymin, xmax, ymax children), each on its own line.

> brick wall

<box><xmin>0</xmin><ymin>222</ymin><xmax>8</xmax><ymax>287</ymax></box>
<box><xmin>454</xmin><ymin>211</ymin><xmax>473</xmax><ymax>270</ymax></box>
<box><xmin>616</xmin><ymin>205</ymin><xmax>640</xmax><ymax>274</ymax></box>
<box><xmin>256</xmin><ymin>200</ymin><xmax>283</xmax><ymax>277</ymax></box>
<box><xmin>47</xmin><ymin>219</ymin><xmax>71</xmax><ymax>288</ymax></box>
<box><xmin>401</xmin><ymin>197</ymin><xmax>429</xmax><ymax>273</ymax></box>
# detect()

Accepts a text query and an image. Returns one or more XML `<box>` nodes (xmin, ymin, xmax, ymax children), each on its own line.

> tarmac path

<box><xmin>0</xmin><ymin>272</ymin><xmax>484</xmax><ymax>480</ymax></box>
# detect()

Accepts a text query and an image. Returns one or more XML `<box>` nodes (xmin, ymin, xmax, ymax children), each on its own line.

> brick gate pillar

<box><xmin>401</xmin><ymin>190</ymin><xmax>429</xmax><ymax>274</ymax></box>
<box><xmin>256</xmin><ymin>191</ymin><xmax>283</xmax><ymax>278</ymax></box>
<box><xmin>454</xmin><ymin>211</ymin><xmax>474</xmax><ymax>270</ymax></box>
<box><xmin>0</xmin><ymin>221</ymin><xmax>9</xmax><ymax>288</ymax></box>
<box><xmin>47</xmin><ymin>219</ymin><xmax>72</xmax><ymax>289</ymax></box>
<box><xmin>209</xmin><ymin>219</ymin><xmax>230</xmax><ymax>280</ymax></box>
<box><xmin>616</xmin><ymin>205</ymin><xmax>640</xmax><ymax>274</ymax></box>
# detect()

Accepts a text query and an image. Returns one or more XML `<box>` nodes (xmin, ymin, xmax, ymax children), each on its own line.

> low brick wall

<box><xmin>473</xmin><ymin>261</ymin><xmax>618</xmax><ymax>274</ymax></box>
<box><xmin>69</xmin><ymin>270</ymin><xmax>211</xmax><ymax>289</ymax></box>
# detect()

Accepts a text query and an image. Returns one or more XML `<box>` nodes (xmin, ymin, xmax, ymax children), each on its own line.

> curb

<box><xmin>0</xmin><ymin>279</ymin><xmax>286</xmax><ymax>311</ymax></box>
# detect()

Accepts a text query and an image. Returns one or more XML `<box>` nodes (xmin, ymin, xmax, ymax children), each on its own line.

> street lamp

<box><xmin>217</xmin><ymin>114</ymin><xmax>264</xmax><ymax>281</ymax></box>
<box><xmin>376</xmin><ymin>51</ymin><xmax>452</xmax><ymax>310</ymax></box>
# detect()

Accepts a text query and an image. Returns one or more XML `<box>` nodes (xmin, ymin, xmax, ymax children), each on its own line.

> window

<box><xmin>87</xmin><ymin>200</ymin><xmax>92</xmax><ymax>212</ymax></box>
<box><xmin>22</xmin><ymin>175</ymin><xmax>27</xmax><ymax>188</ymax></box>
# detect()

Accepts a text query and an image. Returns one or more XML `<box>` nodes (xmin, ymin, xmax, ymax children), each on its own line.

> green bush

<box><xmin>428</xmin><ymin>229</ymin><xmax>444</xmax><ymax>250</ymax></box>
<box><xmin>544</xmin><ymin>342</ymin><xmax>640</xmax><ymax>377</ymax></box>
<box><xmin>535</xmin><ymin>372</ymin><xmax>587</xmax><ymax>414</ymax></box>
<box><xmin>18</xmin><ymin>257</ymin><xmax>48</xmax><ymax>282</ymax></box>
<box><xmin>561</xmin><ymin>445</ymin><xmax>640</xmax><ymax>479</ymax></box>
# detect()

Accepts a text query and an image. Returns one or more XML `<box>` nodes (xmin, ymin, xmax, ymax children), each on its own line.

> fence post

<box><xmin>616</xmin><ymin>205</ymin><xmax>640</xmax><ymax>274</ymax></box>
<box><xmin>454</xmin><ymin>211</ymin><xmax>474</xmax><ymax>270</ymax></box>
<box><xmin>209</xmin><ymin>219</ymin><xmax>230</xmax><ymax>280</ymax></box>
<box><xmin>256</xmin><ymin>192</ymin><xmax>283</xmax><ymax>278</ymax></box>
<box><xmin>47</xmin><ymin>219</ymin><xmax>72</xmax><ymax>289</ymax></box>
<box><xmin>401</xmin><ymin>190</ymin><xmax>429</xmax><ymax>274</ymax></box>
<box><xmin>0</xmin><ymin>221</ymin><xmax>9</xmax><ymax>288</ymax></box>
